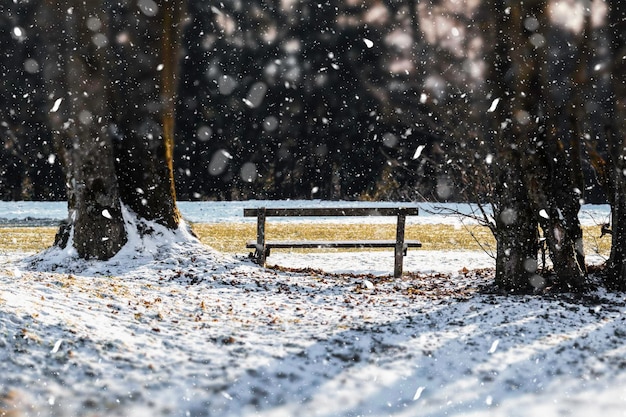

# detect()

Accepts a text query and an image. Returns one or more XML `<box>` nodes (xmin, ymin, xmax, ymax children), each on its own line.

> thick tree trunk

<box><xmin>493</xmin><ymin>153</ymin><xmax>538</xmax><ymax>292</ymax></box>
<box><xmin>537</xmin><ymin>1</ymin><xmax>587</xmax><ymax>289</ymax></box>
<box><xmin>46</xmin><ymin>1</ymin><xmax>127</xmax><ymax>259</ymax></box>
<box><xmin>606</xmin><ymin>1</ymin><xmax>626</xmax><ymax>289</ymax></box>
<box><xmin>522</xmin><ymin>130</ymin><xmax>586</xmax><ymax>290</ymax></box>
<box><xmin>109</xmin><ymin>1</ymin><xmax>183</xmax><ymax>229</ymax></box>
<box><xmin>607</xmin><ymin>195</ymin><xmax>626</xmax><ymax>288</ymax></box>
<box><xmin>508</xmin><ymin>0</ymin><xmax>586</xmax><ymax>290</ymax></box>
<box><xmin>489</xmin><ymin>0</ymin><xmax>537</xmax><ymax>291</ymax></box>
<box><xmin>41</xmin><ymin>0</ymin><xmax>186</xmax><ymax>260</ymax></box>
<box><xmin>567</xmin><ymin>11</ymin><xmax>592</xmax><ymax>276</ymax></box>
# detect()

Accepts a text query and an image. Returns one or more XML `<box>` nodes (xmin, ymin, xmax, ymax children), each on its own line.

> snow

<box><xmin>1</xmin><ymin>204</ymin><xmax>624</xmax><ymax>416</ymax></box>
<box><xmin>487</xmin><ymin>98</ymin><xmax>500</xmax><ymax>113</ymax></box>
<box><xmin>49</xmin><ymin>98</ymin><xmax>63</xmax><ymax>113</ymax></box>
<box><xmin>0</xmin><ymin>201</ymin><xmax>612</xmax><ymax>227</ymax></box>
<box><xmin>412</xmin><ymin>145</ymin><xmax>426</xmax><ymax>160</ymax></box>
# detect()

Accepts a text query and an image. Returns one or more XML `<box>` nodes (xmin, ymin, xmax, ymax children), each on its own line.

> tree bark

<box><xmin>527</xmin><ymin>0</ymin><xmax>586</xmax><ymax>289</ymax></box>
<box><xmin>489</xmin><ymin>0</ymin><xmax>537</xmax><ymax>292</ymax></box>
<box><xmin>493</xmin><ymin>152</ymin><xmax>539</xmax><ymax>292</ymax></box>
<box><xmin>606</xmin><ymin>0</ymin><xmax>626</xmax><ymax>289</ymax></box>
<box><xmin>47</xmin><ymin>0</ymin><xmax>127</xmax><ymax>259</ymax></box>
<box><xmin>42</xmin><ymin>0</ymin><xmax>186</xmax><ymax>260</ymax></box>
<box><xmin>109</xmin><ymin>0</ymin><xmax>183</xmax><ymax>229</ymax></box>
<box><xmin>499</xmin><ymin>0</ymin><xmax>586</xmax><ymax>290</ymax></box>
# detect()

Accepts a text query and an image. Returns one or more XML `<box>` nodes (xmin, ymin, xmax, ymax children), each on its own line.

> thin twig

<box><xmin>423</xmin><ymin>203</ymin><xmax>496</xmax><ymax>259</ymax></box>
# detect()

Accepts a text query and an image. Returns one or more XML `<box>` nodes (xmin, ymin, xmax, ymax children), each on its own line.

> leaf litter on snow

<box><xmin>2</xmin><ymin>235</ymin><xmax>626</xmax><ymax>416</ymax></box>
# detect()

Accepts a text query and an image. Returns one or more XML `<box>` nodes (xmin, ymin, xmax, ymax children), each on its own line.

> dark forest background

<box><xmin>0</xmin><ymin>0</ymin><xmax>610</xmax><ymax>203</ymax></box>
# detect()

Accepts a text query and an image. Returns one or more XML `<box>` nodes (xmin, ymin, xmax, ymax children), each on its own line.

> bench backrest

<box><xmin>243</xmin><ymin>207</ymin><xmax>419</xmax><ymax>217</ymax></box>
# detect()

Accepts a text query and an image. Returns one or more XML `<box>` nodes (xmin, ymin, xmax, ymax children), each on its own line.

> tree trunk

<box><xmin>508</xmin><ymin>0</ymin><xmax>586</xmax><ymax>290</ymax></box>
<box><xmin>47</xmin><ymin>0</ymin><xmax>127</xmax><ymax>259</ymax></box>
<box><xmin>606</xmin><ymin>0</ymin><xmax>626</xmax><ymax>289</ymax></box>
<box><xmin>109</xmin><ymin>1</ymin><xmax>183</xmax><ymax>229</ymax></box>
<box><xmin>536</xmin><ymin>1</ymin><xmax>587</xmax><ymax>289</ymax></box>
<box><xmin>493</xmin><ymin>153</ymin><xmax>538</xmax><ymax>292</ymax></box>
<box><xmin>42</xmin><ymin>0</ymin><xmax>186</xmax><ymax>260</ymax></box>
<box><xmin>489</xmin><ymin>0</ymin><xmax>537</xmax><ymax>292</ymax></box>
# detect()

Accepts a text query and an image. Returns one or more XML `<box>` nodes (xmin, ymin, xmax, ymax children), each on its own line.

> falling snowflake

<box><xmin>487</xmin><ymin>98</ymin><xmax>500</xmax><ymax>113</ymax></box>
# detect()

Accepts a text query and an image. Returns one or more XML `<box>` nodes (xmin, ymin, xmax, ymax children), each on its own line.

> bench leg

<box><xmin>394</xmin><ymin>212</ymin><xmax>406</xmax><ymax>278</ymax></box>
<box><xmin>255</xmin><ymin>208</ymin><xmax>267</xmax><ymax>266</ymax></box>
<box><xmin>253</xmin><ymin>247</ymin><xmax>270</xmax><ymax>265</ymax></box>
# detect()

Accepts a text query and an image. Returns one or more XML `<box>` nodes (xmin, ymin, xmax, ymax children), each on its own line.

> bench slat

<box><xmin>243</xmin><ymin>207</ymin><xmax>419</xmax><ymax>217</ymax></box>
<box><xmin>246</xmin><ymin>240</ymin><xmax>422</xmax><ymax>249</ymax></box>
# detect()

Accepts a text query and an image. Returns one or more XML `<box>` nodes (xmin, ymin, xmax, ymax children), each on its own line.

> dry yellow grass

<box><xmin>1</xmin><ymin>227</ymin><xmax>58</xmax><ymax>252</ymax></box>
<box><xmin>0</xmin><ymin>223</ymin><xmax>611</xmax><ymax>257</ymax></box>
<box><xmin>193</xmin><ymin>223</ymin><xmax>611</xmax><ymax>257</ymax></box>
<box><xmin>193</xmin><ymin>223</ymin><xmax>496</xmax><ymax>253</ymax></box>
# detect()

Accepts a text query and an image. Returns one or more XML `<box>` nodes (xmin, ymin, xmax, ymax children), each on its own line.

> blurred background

<box><xmin>0</xmin><ymin>0</ymin><xmax>611</xmax><ymax>203</ymax></box>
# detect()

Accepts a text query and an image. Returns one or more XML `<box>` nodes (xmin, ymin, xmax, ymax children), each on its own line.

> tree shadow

<box><xmin>199</xmin><ymin>288</ymin><xmax>626</xmax><ymax>417</ymax></box>
<box><xmin>4</xmin><ymin>253</ymin><xmax>626</xmax><ymax>417</ymax></box>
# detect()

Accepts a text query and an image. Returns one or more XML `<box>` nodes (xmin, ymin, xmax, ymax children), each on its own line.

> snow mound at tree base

<box><xmin>22</xmin><ymin>206</ymin><xmax>232</xmax><ymax>276</ymax></box>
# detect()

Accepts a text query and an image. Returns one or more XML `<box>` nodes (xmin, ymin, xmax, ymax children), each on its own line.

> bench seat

<box><xmin>246</xmin><ymin>239</ymin><xmax>422</xmax><ymax>250</ymax></box>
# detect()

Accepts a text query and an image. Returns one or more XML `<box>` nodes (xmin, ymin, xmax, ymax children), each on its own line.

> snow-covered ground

<box><xmin>1</xmin><ymin>216</ymin><xmax>625</xmax><ymax>417</ymax></box>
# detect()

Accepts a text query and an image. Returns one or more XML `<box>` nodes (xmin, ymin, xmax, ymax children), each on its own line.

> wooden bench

<box><xmin>244</xmin><ymin>207</ymin><xmax>421</xmax><ymax>277</ymax></box>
